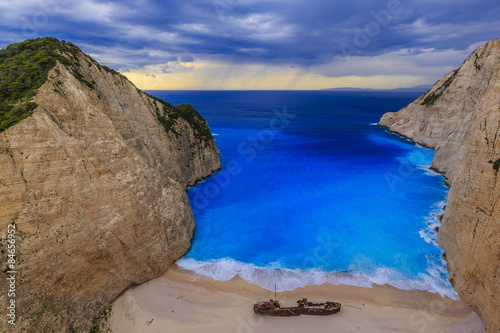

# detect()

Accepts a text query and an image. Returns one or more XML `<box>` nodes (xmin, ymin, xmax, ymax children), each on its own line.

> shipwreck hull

<box><xmin>253</xmin><ymin>299</ymin><xmax>341</xmax><ymax>317</ymax></box>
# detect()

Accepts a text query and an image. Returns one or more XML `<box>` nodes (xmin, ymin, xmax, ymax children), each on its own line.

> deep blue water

<box><xmin>148</xmin><ymin>90</ymin><xmax>454</xmax><ymax>297</ymax></box>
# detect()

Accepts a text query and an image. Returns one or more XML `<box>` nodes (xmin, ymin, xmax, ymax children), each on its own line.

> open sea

<box><xmin>148</xmin><ymin>90</ymin><xmax>454</xmax><ymax>298</ymax></box>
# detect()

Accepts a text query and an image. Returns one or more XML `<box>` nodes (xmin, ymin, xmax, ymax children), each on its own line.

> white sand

<box><xmin>108</xmin><ymin>264</ymin><xmax>484</xmax><ymax>333</ymax></box>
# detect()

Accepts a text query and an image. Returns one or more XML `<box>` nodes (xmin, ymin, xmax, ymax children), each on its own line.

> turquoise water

<box><xmin>149</xmin><ymin>91</ymin><xmax>454</xmax><ymax>297</ymax></box>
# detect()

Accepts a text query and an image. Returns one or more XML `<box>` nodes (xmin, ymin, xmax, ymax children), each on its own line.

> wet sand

<box><xmin>108</xmin><ymin>264</ymin><xmax>484</xmax><ymax>333</ymax></box>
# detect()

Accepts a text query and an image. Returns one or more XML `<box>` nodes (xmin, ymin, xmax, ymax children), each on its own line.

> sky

<box><xmin>0</xmin><ymin>0</ymin><xmax>499</xmax><ymax>90</ymax></box>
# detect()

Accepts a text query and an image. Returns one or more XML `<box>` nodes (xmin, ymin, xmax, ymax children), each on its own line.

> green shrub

<box><xmin>0</xmin><ymin>37</ymin><xmax>93</xmax><ymax>132</ymax></box>
<box><xmin>421</xmin><ymin>70</ymin><xmax>458</xmax><ymax>106</ymax></box>
<box><xmin>493</xmin><ymin>159</ymin><xmax>500</xmax><ymax>172</ymax></box>
<box><xmin>175</xmin><ymin>104</ymin><xmax>213</xmax><ymax>144</ymax></box>
<box><xmin>1</xmin><ymin>37</ymin><xmax>214</xmax><ymax>147</ymax></box>
<box><xmin>474</xmin><ymin>54</ymin><xmax>481</xmax><ymax>71</ymax></box>
<box><xmin>143</xmin><ymin>90</ymin><xmax>213</xmax><ymax>145</ymax></box>
<box><xmin>89</xmin><ymin>306</ymin><xmax>112</xmax><ymax>333</ymax></box>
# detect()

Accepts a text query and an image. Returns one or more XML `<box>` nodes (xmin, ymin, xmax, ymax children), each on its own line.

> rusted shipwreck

<box><xmin>253</xmin><ymin>298</ymin><xmax>341</xmax><ymax>316</ymax></box>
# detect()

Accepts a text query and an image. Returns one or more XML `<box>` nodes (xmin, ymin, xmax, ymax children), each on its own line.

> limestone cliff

<box><xmin>380</xmin><ymin>40</ymin><xmax>500</xmax><ymax>332</ymax></box>
<box><xmin>0</xmin><ymin>38</ymin><xmax>220</xmax><ymax>332</ymax></box>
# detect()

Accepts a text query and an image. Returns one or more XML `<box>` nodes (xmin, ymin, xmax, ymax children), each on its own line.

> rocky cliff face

<box><xmin>0</xmin><ymin>39</ymin><xmax>220</xmax><ymax>332</ymax></box>
<box><xmin>380</xmin><ymin>40</ymin><xmax>500</xmax><ymax>332</ymax></box>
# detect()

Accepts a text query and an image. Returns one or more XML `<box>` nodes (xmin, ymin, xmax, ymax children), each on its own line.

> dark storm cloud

<box><xmin>0</xmin><ymin>0</ymin><xmax>498</xmax><ymax>71</ymax></box>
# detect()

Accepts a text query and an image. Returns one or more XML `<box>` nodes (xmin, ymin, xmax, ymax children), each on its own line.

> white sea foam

<box><xmin>405</xmin><ymin>148</ymin><xmax>441</xmax><ymax>177</ymax></box>
<box><xmin>176</xmin><ymin>257</ymin><xmax>457</xmax><ymax>299</ymax></box>
<box><xmin>369</xmin><ymin>122</ymin><xmax>379</xmax><ymax>126</ymax></box>
<box><xmin>419</xmin><ymin>200</ymin><xmax>446</xmax><ymax>245</ymax></box>
<box><xmin>211</xmin><ymin>132</ymin><xmax>219</xmax><ymax>136</ymax></box>
<box><xmin>416</xmin><ymin>164</ymin><xmax>443</xmax><ymax>177</ymax></box>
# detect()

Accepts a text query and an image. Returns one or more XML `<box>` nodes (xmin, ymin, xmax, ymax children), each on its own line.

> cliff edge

<box><xmin>0</xmin><ymin>38</ymin><xmax>220</xmax><ymax>332</ymax></box>
<box><xmin>380</xmin><ymin>39</ymin><xmax>500</xmax><ymax>332</ymax></box>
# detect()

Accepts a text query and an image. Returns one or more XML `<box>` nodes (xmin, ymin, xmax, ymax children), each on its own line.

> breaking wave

<box><xmin>177</xmin><ymin>257</ymin><xmax>458</xmax><ymax>299</ymax></box>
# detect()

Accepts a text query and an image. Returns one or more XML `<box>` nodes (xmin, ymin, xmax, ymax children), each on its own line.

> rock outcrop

<box><xmin>0</xmin><ymin>38</ymin><xmax>220</xmax><ymax>332</ymax></box>
<box><xmin>380</xmin><ymin>40</ymin><xmax>500</xmax><ymax>332</ymax></box>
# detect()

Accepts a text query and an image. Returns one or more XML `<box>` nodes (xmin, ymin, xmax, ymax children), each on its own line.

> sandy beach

<box><xmin>108</xmin><ymin>264</ymin><xmax>484</xmax><ymax>333</ymax></box>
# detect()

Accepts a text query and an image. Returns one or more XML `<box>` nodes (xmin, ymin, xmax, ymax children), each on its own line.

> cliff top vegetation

<box><xmin>0</xmin><ymin>37</ymin><xmax>81</xmax><ymax>131</ymax></box>
<box><xmin>0</xmin><ymin>37</ymin><xmax>214</xmax><ymax>146</ymax></box>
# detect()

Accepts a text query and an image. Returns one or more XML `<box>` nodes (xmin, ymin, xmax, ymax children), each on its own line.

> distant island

<box><xmin>320</xmin><ymin>84</ymin><xmax>433</xmax><ymax>92</ymax></box>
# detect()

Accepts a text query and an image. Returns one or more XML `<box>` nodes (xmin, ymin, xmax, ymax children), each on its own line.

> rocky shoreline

<box><xmin>379</xmin><ymin>39</ymin><xmax>500</xmax><ymax>332</ymax></box>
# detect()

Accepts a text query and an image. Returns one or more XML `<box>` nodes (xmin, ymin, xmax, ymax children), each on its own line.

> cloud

<box><xmin>305</xmin><ymin>47</ymin><xmax>471</xmax><ymax>78</ymax></box>
<box><xmin>122</xmin><ymin>59</ymin><xmax>428</xmax><ymax>90</ymax></box>
<box><xmin>62</xmin><ymin>0</ymin><xmax>130</xmax><ymax>25</ymax></box>
<box><xmin>0</xmin><ymin>0</ymin><xmax>499</xmax><ymax>89</ymax></box>
<box><xmin>222</xmin><ymin>13</ymin><xmax>296</xmax><ymax>41</ymax></box>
